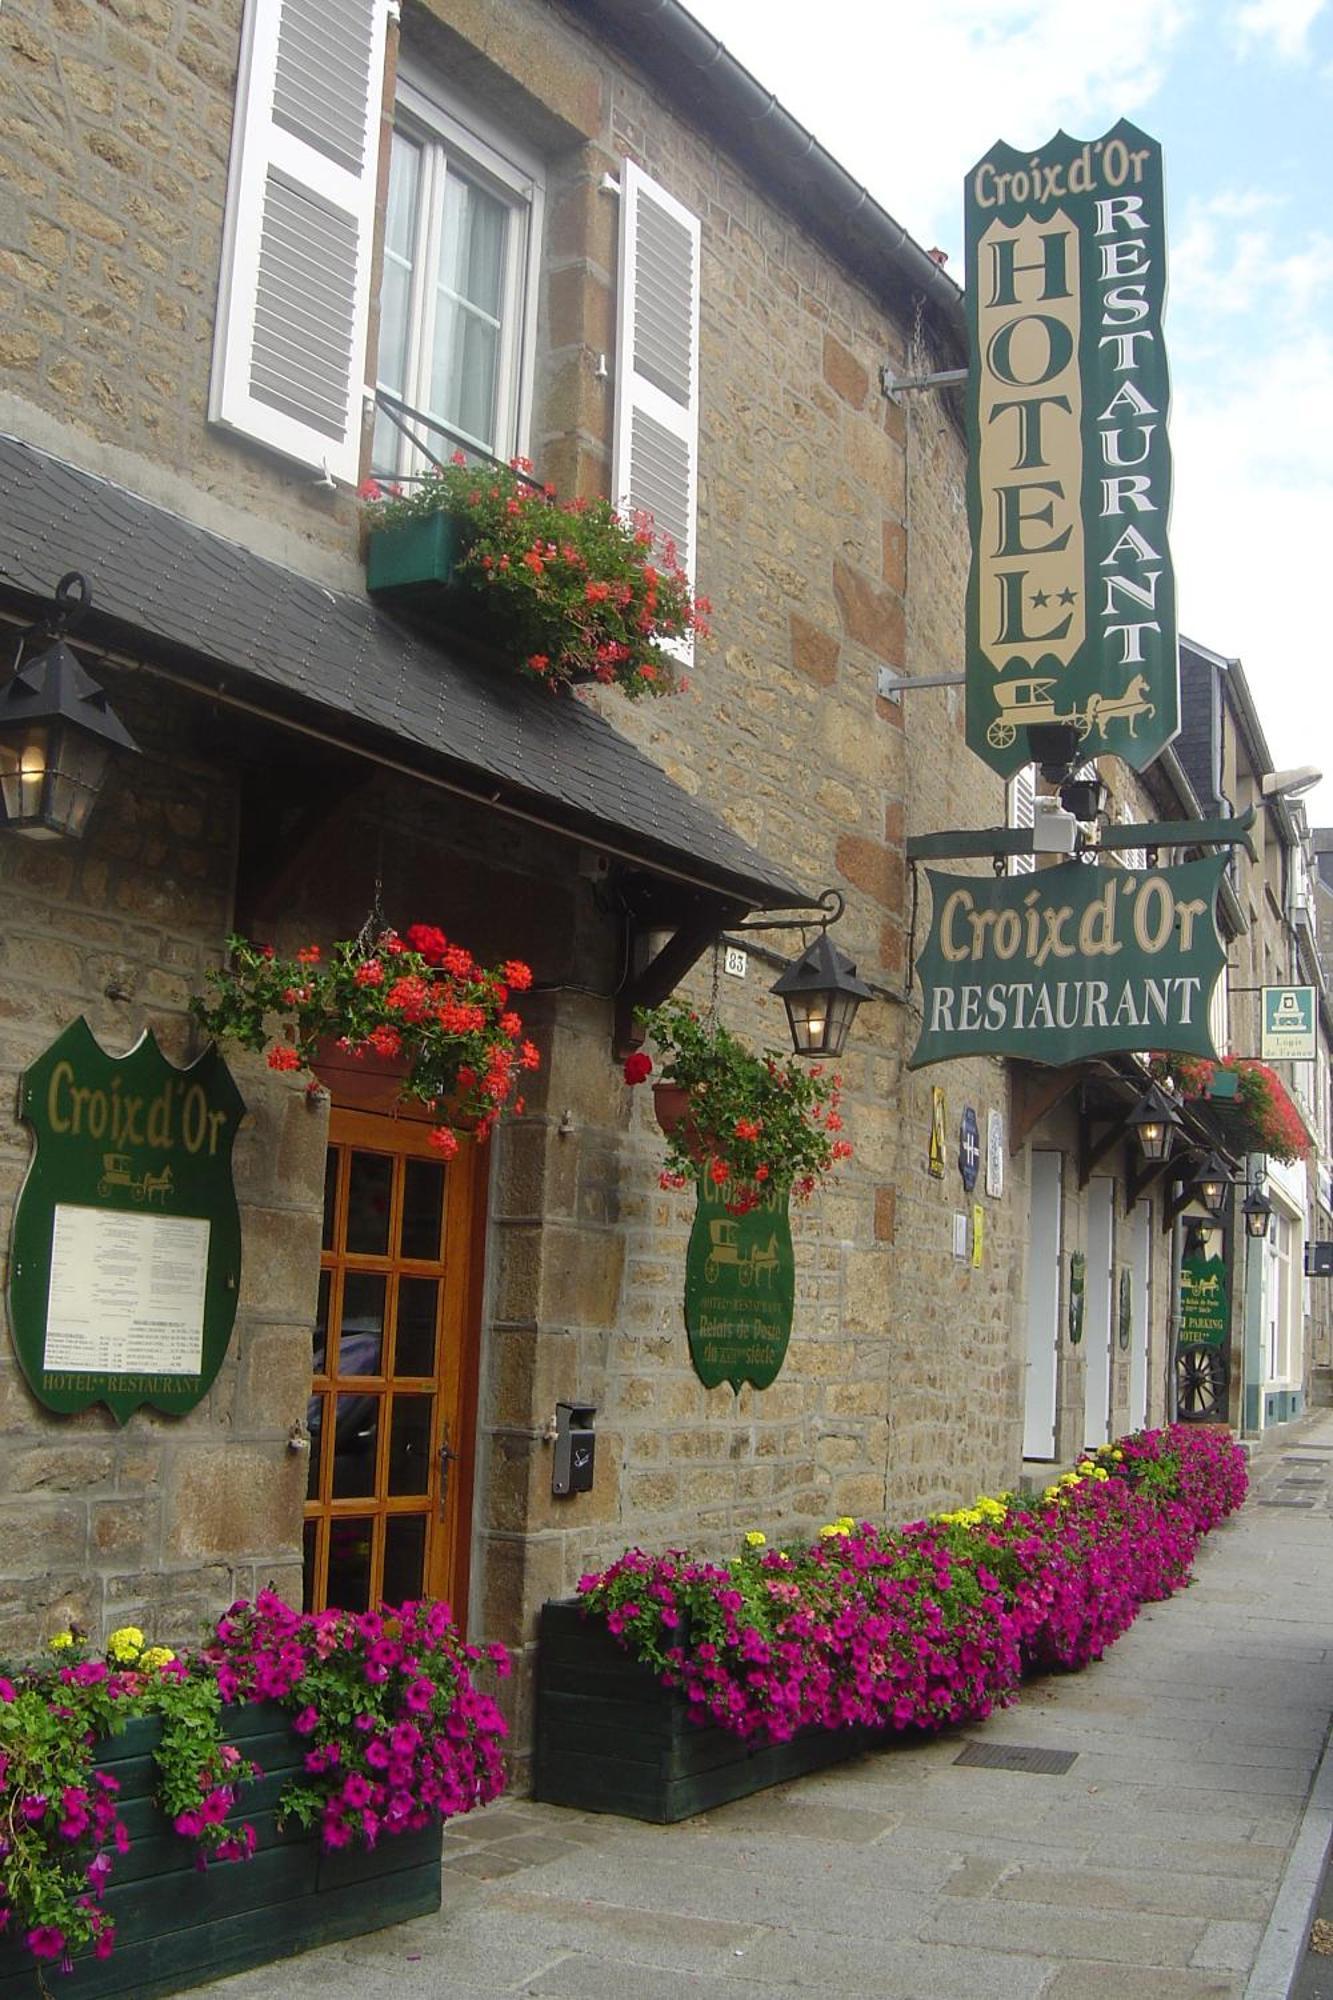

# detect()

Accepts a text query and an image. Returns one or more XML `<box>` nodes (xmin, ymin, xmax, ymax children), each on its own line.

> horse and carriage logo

<box><xmin>97</xmin><ymin>1154</ymin><xmax>174</xmax><ymax>1204</ymax></box>
<box><xmin>985</xmin><ymin>673</ymin><xmax>1155</xmax><ymax>751</ymax></box>
<box><xmin>702</xmin><ymin>1218</ymin><xmax>782</xmax><ymax>1289</ymax></box>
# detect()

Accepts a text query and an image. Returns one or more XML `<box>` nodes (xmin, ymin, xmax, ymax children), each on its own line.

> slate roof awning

<box><xmin>0</xmin><ymin>435</ymin><xmax>808</xmax><ymax>911</ymax></box>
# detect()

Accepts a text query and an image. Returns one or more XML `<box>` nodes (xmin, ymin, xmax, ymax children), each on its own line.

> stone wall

<box><xmin>0</xmin><ymin>673</ymin><xmax>320</xmax><ymax>1651</ymax></box>
<box><xmin>0</xmin><ymin>0</ymin><xmax>1047</xmax><ymax>1722</ymax></box>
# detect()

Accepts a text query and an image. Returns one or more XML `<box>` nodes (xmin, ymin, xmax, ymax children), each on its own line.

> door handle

<box><xmin>438</xmin><ymin>1427</ymin><xmax>458</xmax><ymax>1517</ymax></box>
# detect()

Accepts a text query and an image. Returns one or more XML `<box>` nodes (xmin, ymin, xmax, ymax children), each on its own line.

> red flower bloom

<box><xmin>267</xmin><ymin>1046</ymin><xmax>301</xmax><ymax>1071</ymax></box>
<box><xmin>623</xmin><ymin>1051</ymin><xmax>653</xmax><ymax>1085</ymax></box>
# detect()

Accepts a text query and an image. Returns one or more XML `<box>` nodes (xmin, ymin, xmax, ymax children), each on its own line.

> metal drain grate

<box><xmin>954</xmin><ymin>1741</ymin><xmax>1078</xmax><ymax>1775</ymax></box>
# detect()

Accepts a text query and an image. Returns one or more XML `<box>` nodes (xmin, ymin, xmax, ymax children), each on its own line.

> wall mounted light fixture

<box><xmin>0</xmin><ymin>573</ymin><xmax>138</xmax><ymax>840</ymax></box>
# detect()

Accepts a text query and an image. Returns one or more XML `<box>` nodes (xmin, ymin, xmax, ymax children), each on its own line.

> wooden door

<box><xmin>1023</xmin><ymin>1150</ymin><xmax>1062</xmax><ymax>1460</ymax></box>
<box><xmin>1083</xmin><ymin>1176</ymin><xmax>1115</xmax><ymax>1447</ymax></box>
<box><xmin>303</xmin><ymin>1108</ymin><xmax>485</xmax><ymax>1617</ymax></box>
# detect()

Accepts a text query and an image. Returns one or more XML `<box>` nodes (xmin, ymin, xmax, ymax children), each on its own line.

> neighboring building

<box><xmin>1174</xmin><ymin>638</ymin><xmax>1330</xmax><ymax>1432</ymax></box>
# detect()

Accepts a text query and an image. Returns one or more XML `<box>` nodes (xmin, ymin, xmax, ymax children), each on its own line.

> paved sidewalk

<box><xmin>201</xmin><ymin>1420</ymin><xmax>1333</xmax><ymax>2000</ymax></box>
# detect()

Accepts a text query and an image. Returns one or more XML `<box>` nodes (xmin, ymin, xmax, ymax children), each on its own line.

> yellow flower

<box><xmin>48</xmin><ymin>1631</ymin><xmax>75</xmax><ymax>1651</ymax></box>
<box><xmin>743</xmin><ymin>1531</ymin><xmax>767</xmax><ymax>1549</ymax></box>
<box><xmin>818</xmin><ymin>1523</ymin><xmax>849</xmax><ymax>1539</ymax></box>
<box><xmin>1060</xmin><ymin>1472</ymin><xmax>1080</xmax><ymax>1487</ymax></box>
<box><xmin>1112</xmin><ymin>1449</ymin><xmax>1124</xmax><ymax>1461</ymax></box>
<box><xmin>139</xmin><ymin>1646</ymin><xmax>175</xmax><ymax>1670</ymax></box>
<box><xmin>1043</xmin><ymin>1485</ymin><xmax>1061</xmax><ymax>1502</ymax></box>
<box><xmin>837</xmin><ymin>1517</ymin><xmax>856</xmax><ymax>1531</ymax></box>
<box><xmin>106</xmin><ymin>1625</ymin><xmax>145</xmax><ymax>1663</ymax></box>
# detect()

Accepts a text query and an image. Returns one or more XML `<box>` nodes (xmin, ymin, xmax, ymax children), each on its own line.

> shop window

<box><xmin>371</xmin><ymin>75</ymin><xmax>543</xmax><ymax>476</ymax></box>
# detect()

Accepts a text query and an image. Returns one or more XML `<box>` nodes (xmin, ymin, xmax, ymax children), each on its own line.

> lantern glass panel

<box><xmin>0</xmin><ymin>725</ymin><xmax>54</xmax><ymax>833</ymax></box>
<box><xmin>44</xmin><ymin>728</ymin><xmax>112</xmax><ymax>839</ymax></box>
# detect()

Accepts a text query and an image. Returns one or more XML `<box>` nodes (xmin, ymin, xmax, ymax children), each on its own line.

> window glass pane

<box><xmin>431</xmin><ymin>299</ymin><xmax>500</xmax><ymax>449</ymax></box>
<box><xmin>395</xmin><ymin>1277</ymin><xmax>439</xmax><ymax>1377</ymax></box>
<box><xmin>401</xmin><ymin>1158</ymin><xmax>445</xmax><ymax>1261</ymax></box>
<box><xmin>381</xmin><ymin>1515</ymin><xmax>427</xmax><ymax>1607</ymax></box>
<box><xmin>388</xmin><ymin>1394</ymin><xmax>433</xmax><ymax>1496</ymax></box>
<box><xmin>340</xmin><ymin>1271</ymin><xmax>387</xmax><ymax>1376</ymax></box>
<box><xmin>332</xmin><ymin>1391</ymin><xmax>380</xmax><ymax>1498</ymax></box>
<box><xmin>306</xmin><ymin>1389</ymin><xmax>326</xmax><ymax>1501</ymax></box>
<box><xmin>346</xmin><ymin>1152</ymin><xmax>393</xmax><ymax>1255</ymax></box>
<box><xmin>322</xmin><ymin>1152</ymin><xmax>338</xmax><ymax>1251</ymax></box>
<box><xmin>302</xmin><ymin>1518</ymin><xmax>319</xmax><ymax>1613</ymax></box>
<box><xmin>326</xmin><ymin>1517</ymin><xmax>374</xmax><ymax>1613</ymax></box>
<box><xmin>431</xmin><ymin>170</ymin><xmax>508</xmax><ymax>449</ymax></box>
<box><xmin>313</xmin><ymin>1269</ymin><xmax>331</xmax><ymax>1377</ymax></box>
<box><xmin>441</xmin><ymin>170</ymin><xmax>506</xmax><ymax>316</ymax></box>
<box><xmin>374</xmin><ymin>130</ymin><xmax>423</xmax><ymax>469</ymax></box>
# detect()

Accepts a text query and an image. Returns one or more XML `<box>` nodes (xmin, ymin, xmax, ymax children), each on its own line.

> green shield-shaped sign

<box><xmin>1179</xmin><ymin>1251</ymin><xmax>1228</xmax><ymax>1348</ymax></box>
<box><xmin>9</xmin><ymin>1019</ymin><xmax>245</xmax><ymax>1423</ymax></box>
<box><xmin>684</xmin><ymin>1177</ymin><xmax>795</xmax><ymax>1391</ymax></box>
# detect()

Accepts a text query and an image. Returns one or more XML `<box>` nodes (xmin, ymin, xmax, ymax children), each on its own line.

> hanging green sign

<box><xmin>1068</xmin><ymin>1250</ymin><xmax>1086</xmax><ymax>1344</ymax></box>
<box><xmin>910</xmin><ymin>855</ymin><xmax>1225</xmax><ymax>1070</ymax></box>
<box><xmin>964</xmin><ymin>121</ymin><xmax>1177</xmax><ymax>777</ymax></box>
<box><xmin>1118</xmin><ymin>1266</ymin><xmax>1132</xmax><ymax>1350</ymax></box>
<box><xmin>683</xmin><ymin>1176</ymin><xmax>795</xmax><ymax>1392</ymax></box>
<box><xmin>1179</xmin><ymin>1250</ymin><xmax>1228</xmax><ymax>1348</ymax></box>
<box><xmin>8</xmin><ymin>1019</ymin><xmax>245</xmax><ymax>1423</ymax></box>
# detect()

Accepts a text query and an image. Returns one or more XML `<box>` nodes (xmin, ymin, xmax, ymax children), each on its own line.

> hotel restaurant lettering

<box><xmin>965</xmin><ymin>121</ymin><xmax>1177</xmax><ymax>776</ymax></box>
<box><xmin>910</xmin><ymin>856</ymin><xmax>1228</xmax><ymax>1069</ymax></box>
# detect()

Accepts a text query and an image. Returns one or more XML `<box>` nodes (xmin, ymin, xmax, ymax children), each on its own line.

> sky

<box><xmin>683</xmin><ymin>0</ymin><xmax>1333</xmax><ymax>823</ymax></box>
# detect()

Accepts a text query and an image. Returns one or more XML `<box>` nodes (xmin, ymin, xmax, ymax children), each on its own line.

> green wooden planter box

<box><xmin>0</xmin><ymin>1701</ymin><xmax>442</xmax><ymax>2000</ymax></box>
<box><xmin>533</xmin><ymin>1600</ymin><xmax>874</xmax><ymax>1823</ymax></box>
<box><xmin>365</xmin><ymin>513</ymin><xmax>463</xmax><ymax>602</ymax></box>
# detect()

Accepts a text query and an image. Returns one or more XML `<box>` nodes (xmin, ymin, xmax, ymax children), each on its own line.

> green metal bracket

<box><xmin>905</xmin><ymin>806</ymin><xmax>1256</xmax><ymax>865</ymax></box>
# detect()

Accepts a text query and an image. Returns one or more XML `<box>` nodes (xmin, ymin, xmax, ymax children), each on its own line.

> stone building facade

<box><xmin>0</xmin><ymin>0</ymin><xmax>1193</xmax><ymax>1760</ymax></box>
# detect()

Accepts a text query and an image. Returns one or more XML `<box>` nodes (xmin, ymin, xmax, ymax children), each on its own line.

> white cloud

<box><xmin>1232</xmin><ymin>0</ymin><xmax>1328</xmax><ymax>59</ymax></box>
<box><xmin>683</xmin><ymin>0</ymin><xmax>1197</xmax><ymax>255</ymax></box>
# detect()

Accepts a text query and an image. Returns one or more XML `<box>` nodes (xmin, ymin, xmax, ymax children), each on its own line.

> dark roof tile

<box><xmin>0</xmin><ymin>434</ymin><xmax>807</xmax><ymax>908</ymax></box>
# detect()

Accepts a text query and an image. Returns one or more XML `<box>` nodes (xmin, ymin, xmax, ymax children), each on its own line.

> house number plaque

<box><xmin>8</xmin><ymin>1018</ymin><xmax>245</xmax><ymax>1422</ymax></box>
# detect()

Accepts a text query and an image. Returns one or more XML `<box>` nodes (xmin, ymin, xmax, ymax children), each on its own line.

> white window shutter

<box><xmin>612</xmin><ymin>159</ymin><xmax>701</xmax><ymax>590</ymax></box>
<box><xmin>1008</xmin><ymin>764</ymin><xmax>1036</xmax><ymax>875</ymax></box>
<box><xmin>210</xmin><ymin>0</ymin><xmax>389</xmax><ymax>482</ymax></box>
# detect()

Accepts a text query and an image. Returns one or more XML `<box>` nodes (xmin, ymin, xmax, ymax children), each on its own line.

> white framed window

<box><xmin>372</xmin><ymin>74</ymin><xmax>543</xmax><ymax>477</ymax></box>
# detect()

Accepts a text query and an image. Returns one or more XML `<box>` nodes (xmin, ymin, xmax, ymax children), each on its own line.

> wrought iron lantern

<box><xmin>1191</xmin><ymin>1150</ymin><xmax>1232</xmax><ymax>1215</ymax></box>
<box><xmin>1125</xmin><ymin>1082</ymin><xmax>1181</xmax><ymax>1165</ymax></box>
<box><xmin>1241</xmin><ymin>1182</ymin><xmax>1273</xmax><ymax>1240</ymax></box>
<box><xmin>0</xmin><ymin>573</ymin><xmax>138</xmax><ymax>840</ymax></box>
<box><xmin>770</xmin><ymin>928</ymin><xmax>873</xmax><ymax>1060</ymax></box>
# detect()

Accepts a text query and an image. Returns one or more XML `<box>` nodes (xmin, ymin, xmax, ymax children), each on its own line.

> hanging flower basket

<box><xmin>191</xmin><ymin>926</ymin><xmax>540</xmax><ymax>1153</ymax></box>
<box><xmin>308</xmin><ymin>1034</ymin><xmax>415</xmax><ymax>1114</ymax></box>
<box><xmin>1151</xmin><ymin>1053</ymin><xmax>1310</xmax><ymax>1163</ymax></box>
<box><xmin>625</xmin><ymin>1002</ymin><xmax>851</xmax><ymax>1215</ymax></box>
<box><xmin>650</xmin><ymin>1080</ymin><xmax>692</xmax><ymax>1139</ymax></box>
<box><xmin>360</xmin><ymin>457</ymin><xmax>708</xmax><ymax>699</ymax></box>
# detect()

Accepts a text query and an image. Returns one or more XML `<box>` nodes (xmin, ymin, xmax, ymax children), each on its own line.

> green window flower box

<box><xmin>365</xmin><ymin>513</ymin><xmax>463</xmax><ymax>603</ymax></box>
<box><xmin>533</xmin><ymin>1600</ymin><xmax>873</xmax><ymax>1824</ymax></box>
<box><xmin>0</xmin><ymin>1701</ymin><xmax>442</xmax><ymax>2000</ymax></box>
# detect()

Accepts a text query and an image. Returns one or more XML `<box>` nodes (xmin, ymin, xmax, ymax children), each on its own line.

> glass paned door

<box><xmin>304</xmin><ymin>1108</ymin><xmax>483</xmax><ymax>1616</ymax></box>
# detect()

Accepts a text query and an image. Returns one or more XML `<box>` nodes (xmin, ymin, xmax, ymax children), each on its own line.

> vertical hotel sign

<box><xmin>965</xmin><ymin>122</ymin><xmax>1178</xmax><ymax>776</ymax></box>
